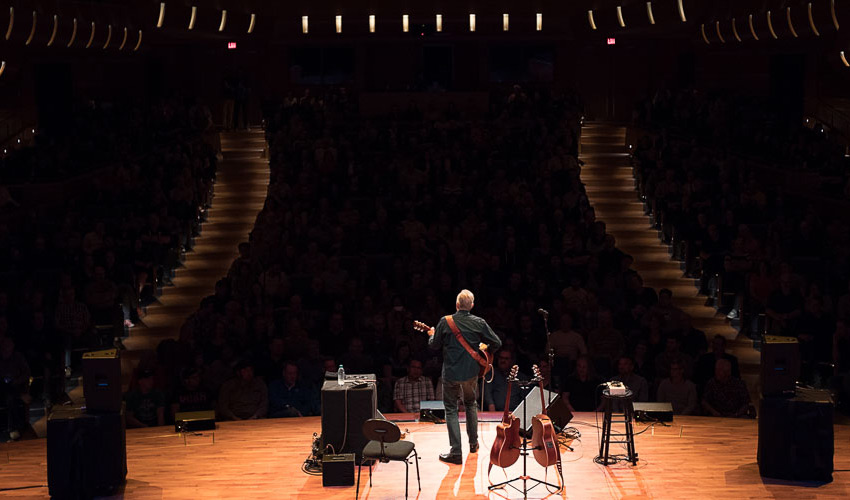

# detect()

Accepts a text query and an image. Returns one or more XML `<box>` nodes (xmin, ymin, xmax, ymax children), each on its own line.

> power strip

<box><xmin>607</xmin><ymin>381</ymin><xmax>627</xmax><ymax>396</ymax></box>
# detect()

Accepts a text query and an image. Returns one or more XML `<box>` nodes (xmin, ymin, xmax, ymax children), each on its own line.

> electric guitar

<box><xmin>413</xmin><ymin>320</ymin><xmax>493</xmax><ymax>379</ymax></box>
<box><xmin>530</xmin><ymin>364</ymin><xmax>560</xmax><ymax>468</ymax></box>
<box><xmin>489</xmin><ymin>365</ymin><xmax>522</xmax><ymax>469</ymax></box>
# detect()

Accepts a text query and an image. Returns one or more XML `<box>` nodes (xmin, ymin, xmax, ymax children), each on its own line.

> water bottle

<box><xmin>337</xmin><ymin>365</ymin><xmax>345</xmax><ymax>385</ymax></box>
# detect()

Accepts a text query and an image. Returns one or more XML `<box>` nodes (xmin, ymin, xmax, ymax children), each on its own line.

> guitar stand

<box><xmin>488</xmin><ymin>381</ymin><xmax>563</xmax><ymax>498</ymax></box>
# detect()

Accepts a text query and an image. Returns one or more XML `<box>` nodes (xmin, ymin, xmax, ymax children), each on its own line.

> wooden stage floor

<box><xmin>2</xmin><ymin>412</ymin><xmax>848</xmax><ymax>499</ymax></box>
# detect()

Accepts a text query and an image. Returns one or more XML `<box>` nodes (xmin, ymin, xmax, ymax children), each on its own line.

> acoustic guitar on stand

<box><xmin>530</xmin><ymin>364</ymin><xmax>560</xmax><ymax>468</ymax></box>
<box><xmin>413</xmin><ymin>320</ymin><xmax>493</xmax><ymax>379</ymax></box>
<box><xmin>489</xmin><ymin>365</ymin><xmax>522</xmax><ymax>469</ymax></box>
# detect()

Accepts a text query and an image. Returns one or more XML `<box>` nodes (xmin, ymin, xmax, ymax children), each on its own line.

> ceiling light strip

<box><xmin>24</xmin><ymin>11</ymin><xmax>36</xmax><ymax>46</ymax></box>
<box><xmin>67</xmin><ymin>18</ymin><xmax>77</xmax><ymax>47</ymax></box>
<box><xmin>808</xmin><ymin>3</ymin><xmax>820</xmax><ymax>36</ymax></box>
<box><xmin>646</xmin><ymin>2</ymin><xmax>656</xmax><ymax>25</ymax></box>
<box><xmin>46</xmin><ymin>15</ymin><xmax>58</xmax><ymax>47</ymax></box>
<box><xmin>749</xmin><ymin>14</ymin><xmax>759</xmax><ymax>40</ymax></box>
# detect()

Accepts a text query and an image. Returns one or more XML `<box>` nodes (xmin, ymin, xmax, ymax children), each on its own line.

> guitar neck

<box><xmin>538</xmin><ymin>378</ymin><xmax>547</xmax><ymax>416</ymax></box>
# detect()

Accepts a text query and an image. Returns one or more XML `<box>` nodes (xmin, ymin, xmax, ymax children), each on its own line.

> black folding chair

<box><xmin>355</xmin><ymin>418</ymin><xmax>420</xmax><ymax>499</ymax></box>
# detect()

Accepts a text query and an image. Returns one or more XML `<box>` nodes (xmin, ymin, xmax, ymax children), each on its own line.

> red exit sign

<box><xmin>227</xmin><ymin>42</ymin><xmax>237</xmax><ymax>49</ymax></box>
<box><xmin>607</xmin><ymin>38</ymin><xmax>616</xmax><ymax>45</ymax></box>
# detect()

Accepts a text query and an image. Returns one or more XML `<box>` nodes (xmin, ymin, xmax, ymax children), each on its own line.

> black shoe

<box><xmin>439</xmin><ymin>453</ymin><xmax>462</xmax><ymax>465</ymax></box>
<box><xmin>469</xmin><ymin>442</ymin><xmax>479</xmax><ymax>453</ymax></box>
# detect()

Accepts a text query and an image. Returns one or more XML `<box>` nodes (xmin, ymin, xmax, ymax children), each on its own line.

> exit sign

<box><xmin>227</xmin><ymin>42</ymin><xmax>237</xmax><ymax>49</ymax></box>
<box><xmin>607</xmin><ymin>38</ymin><xmax>616</xmax><ymax>45</ymax></box>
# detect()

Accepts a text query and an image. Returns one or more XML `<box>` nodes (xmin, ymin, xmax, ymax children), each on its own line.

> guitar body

<box><xmin>477</xmin><ymin>349</ymin><xmax>493</xmax><ymax>378</ymax></box>
<box><xmin>490</xmin><ymin>414</ymin><xmax>522</xmax><ymax>468</ymax></box>
<box><xmin>530</xmin><ymin>364</ymin><xmax>560</xmax><ymax>468</ymax></box>
<box><xmin>531</xmin><ymin>414</ymin><xmax>560</xmax><ymax>468</ymax></box>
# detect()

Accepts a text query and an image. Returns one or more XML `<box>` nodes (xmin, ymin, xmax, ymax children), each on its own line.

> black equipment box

<box><xmin>761</xmin><ymin>336</ymin><xmax>800</xmax><ymax>396</ymax></box>
<box><xmin>419</xmin><ymin>400</ymin><xmax>446</xmax><ymax>422</ymax></box>
<box><xmin>47</xmin><ymin>405</ymin><xmax>127</xmax><ymax>499</ymax></box>
<box><xmin>633</xmin><ymin>402</ymin><xmax>674</xmax><ymax>422</ymax></box>
<box><xmin>175</xmin><ymin>410</ymin><xmax>216</xmax><ymax>432</ymax></box>
<box><xmin>322</xmin><ymin>453</ymin><xmax>356</xmax><ymax>486</ymax></box>
<box><xmin>82</xmin><ymin>349</ymin><xmax>122</xmax><ymax>412</ymax></box>
<box><xmin>321</xmin><ymin>378</ymin><xmax>377</xmax><ymax>461</ymax></box>
<box><xmin>758</xmin><ymin>388</ymin><xmax>833</xmax><ymax>482</ymax></box>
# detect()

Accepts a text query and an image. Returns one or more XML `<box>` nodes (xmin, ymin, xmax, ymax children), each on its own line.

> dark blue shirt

<box><xmin>428</xmin><ymin>310</ymin><xmax>503</xmax><ymax>382</ymax></box>
<box><xmin>268</xmin><ymin>380</ymin><xmax>319</xmax><ymax>417</ymax></box>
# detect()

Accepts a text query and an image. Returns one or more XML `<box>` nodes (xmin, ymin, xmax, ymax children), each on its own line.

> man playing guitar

<box><xmin>426</xmin><ymin>289</ymin><xmax>502</xmax><ymax>465</ymax></box>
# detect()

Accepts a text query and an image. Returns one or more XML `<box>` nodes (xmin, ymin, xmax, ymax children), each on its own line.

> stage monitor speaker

<box><xmin>47</xmin><ymin>405</ymin><xmax>127</xmax><ymax>499</ymax></box>
<box><xmin>321</xmin><ymin>378</ymin><xmax>377</xmax><ymax>460</ymax></box>
<box><xmin>82</xmin><ymin>349</ymin><xmax>122</xmax><ymax>413</ymax></box>
<box><xmin>758</xmin><ymin>388</ymin><xmax>833</xmax><ymax>482</ymax></box>
<box><xmin>761</xmin><ymin>336</ymin><xmax>799</xmax><ymax>396</ymax></box>
<box><xmin>322</xmin><ymin>453</ymin><xmax>355</xmax><ymax>486</ymax></box>
<box><xmin>512</xmin><ymin>387</ymin><xmax>573</xmax><ymax>438</ymax></box>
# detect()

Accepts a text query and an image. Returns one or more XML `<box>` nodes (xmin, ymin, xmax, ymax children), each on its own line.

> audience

<box><xmin>125</xmin><ymin>369</ymin><xmax>166</xmax><ymax>428</ymax></box>
<box><xmin>656</xmin><ymin>360</ymin><xmax>698</xmax><ymax>415</ymax></box>
<box><xmin>393</xmin><ymin>358</ymin><xmax>435</xmax><ymax>413</ymax></box>
<box><xmin>0</xmin><ymin>338</ymin><xmax>31</xmax><ymax>440</ymax></box>
<box><xmin>702</xmin><ymin>359</ymin><xmax>753</xmax><ymax>418</ymax></box>
<box><xmin>268</xmin><ymin>362</ymin><xmax>319</xmax><ymax>418</ymax></box>
<box><xmin>217</xmin><ymin>360</ymin><xmax>268</xmax><ymax>421</ymax></box>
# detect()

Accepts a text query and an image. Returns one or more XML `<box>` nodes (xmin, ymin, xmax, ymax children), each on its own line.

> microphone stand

<box><xmin>542</xmin><ymin>312</ymin><xmax>554</xmax><ymax>407</ymax></box>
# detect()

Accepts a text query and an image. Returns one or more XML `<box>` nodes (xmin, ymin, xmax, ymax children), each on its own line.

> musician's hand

<box><xmin>428</xmin><ymin>327</ymin><xmax>435</xmax><ymax>337</ymax></box>
<box><xmin>479</xmin><ymin>343</ymin><xmax>488</xmax><ymax>352</ymax></box>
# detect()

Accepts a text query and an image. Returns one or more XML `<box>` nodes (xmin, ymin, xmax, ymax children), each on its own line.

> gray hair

<box><xmin>456</xmin><ymin>289</ymin><xmax>475</xmax><ymax>311</ymax></box>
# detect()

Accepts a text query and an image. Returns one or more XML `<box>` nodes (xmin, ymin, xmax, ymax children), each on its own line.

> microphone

<box><xmin>537</xmin><ymin>308</ymin><xmax>549</xmax><ymax>318</ymax></box>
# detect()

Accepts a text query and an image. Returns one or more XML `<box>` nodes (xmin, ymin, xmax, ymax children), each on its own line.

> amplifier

<box><xmin>322</xmin><ymin>453</ymin><xmax>355</xmax><ymax>486</ymax></box>
<box><xmin>321</xmin><ymin>379</ymin><xmax>377</xmax><ymax>461</ymax></box>
<box><xmin>47</xmin><ymin>405</ymin><xmax>127</xmax><ymax>499</ymax></box>
<box><xmin>633</xmin><ymin>402</ymin><xmax>674</xmax><ymax>422</ymax></box>
<box><xmin>419</xmin><ymin>400</ymin><xmax>446</xmax><ymax>422</ymax></box>
<box><xmin>175</xmin><ymin>410</ymin><xmax>216</xmax><ymax>432</ymax></box>
<box><xmin>758</xmin><ymin>388</ymin><xmax>833</xmax><ymax>482</ymax></box>
<box><xmin>82</xmin><ymin>349</ymin><xmax>122</xmax><ymax>413</ymax></box>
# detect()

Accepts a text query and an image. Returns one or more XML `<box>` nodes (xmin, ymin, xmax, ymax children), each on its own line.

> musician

<box><xmin>428</xmin><ymin>289</ymin><xmax>502</xmax><ymax>465</ymax></box>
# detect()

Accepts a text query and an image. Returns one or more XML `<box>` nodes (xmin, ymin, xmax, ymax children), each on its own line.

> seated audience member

<box><xmin>678</xmin><ymin>315</ymin><xmax>708</xmax><ymax>359</ymax></box>
<box><xmin>125</xmin><ymin>369</ymin><xmax>165</xmax><ymax>428</ymax></box>
<box><xmin>702</xmin><ymin>359</ymin><xmax>753</xmax><ymax>418</ymax></box>
<box><xmin>339</xmin><ymin>337</ymin><xmax>375</xmax><ymax>375</ymax></box>
<box><xmin>611</xmin><ymin>356</ymin><xmax>649</xmax><ymax>402</ymax></box>
<box><xmin>171</xmin><ymin>367</ymin><xmax>214</xmax><ymax>419</ymax></box>
<box><xmin>256</xmin><ymin>336</ymin><xmax>287</xmax><ymax>383</ymax></box>
<box><xmin>654</xmin><ymin>336</ymin><xmax>694</xmax><ymax>381</ymax></box>
<box><xmin>563</xmin><ymin>356</ymin><xmax>602</xmax><ymax>412</ymax></box>
<box><xmin>393</xmin><ymin>358</ymin><xmax>435</xmax><ymax>413</ymax></box>
<box><xmin>0</xmin><ymin>338</ymin><xmax>31</xmax><ymax>440</ymax></box>
<box><xmin>268</xmin><ymin>362</ymin><xmax>318</xmax><ymax>417</ymax></box>
<box><xmin>217</xmin><ymin>360</ymin><xmax>268</xmax><ymax>420</ymax></box>
<box><xmin>485</xmin><ymin>348</ymin><xmax>529</xmax><ymax>411</ymax></box>
<box><xmin>656</xmin><ymin>360</ymin><xmax>698</xmax><ymax>415</ymax></box>
<box><xmin>547</xmin><ymin>313</ymin><xmax>587</xmax><ymax>380</ymax></box>
<box><xmin>695</xmin><ymin>335</ymin><xmax>740</xmax><ymax>392</ymax></box>
<box><xmin>587</xmin><ymin>310</ymin><xmax>626</xmax><ymax>378</ymax></box>
<box><xmin>765</xmin><ymin>274</ymin><xmax>804</xmax><ymax>336</ymax></box>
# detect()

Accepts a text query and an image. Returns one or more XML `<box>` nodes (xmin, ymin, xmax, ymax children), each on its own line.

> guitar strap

<box><xmin>444</xmin><ymin>315</ymin><xmax>487</xmax><ymax>369</ymax></box>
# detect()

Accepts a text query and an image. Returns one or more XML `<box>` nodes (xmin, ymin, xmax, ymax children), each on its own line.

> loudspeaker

<box><xmin>322</xmin><ymin>453</ymin><xmax>355</xmax><ymax>486</ymax></box>
<box><xmin>47</xmin><ymin>405</ymin><xmax>127</xmax><ymax>499</ymax></box>
<box><xmin>761</xmin><ymin>336</ymin><xmax>800</xmax><ymax>396</ymax></box>
<box><xmin>82</xmin><ymin>349</ymin><xmax>122</xmax><ymax>412</ymax></box>
<box><xmin>512</xmin><ymin>387</ymin><xmax>573</xmax><ymax>438</ymax></box>
<box><xmin>758</xmin><ymin>388</ymin><xmax>833</xmax><ymax>482</ymax></box>
<box><xmin>321</xmin><ymin>379</ymin><xmax>377</xmax><ymax>460</ymax></box>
